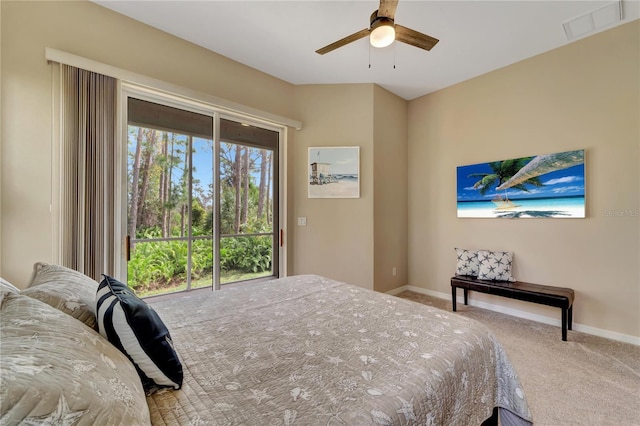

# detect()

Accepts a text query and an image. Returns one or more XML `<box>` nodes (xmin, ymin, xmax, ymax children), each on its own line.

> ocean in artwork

<box><xmin>456</xmin><ymin>149</ymin><xmax>586</xmax><ymax>219</ymax></box>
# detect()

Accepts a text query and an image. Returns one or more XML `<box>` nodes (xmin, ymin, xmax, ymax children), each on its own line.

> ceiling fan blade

<box><xmin>378</xmin><ymin>0</ymin><xmax>399</xmax><ymax>20</ymax></box>
<box><xmin>395</xmin><ymin>24</ymin><xmax>439</xmax><ymax>51</ymax></box>
<box><xmin>316</xmin><ymin>28</ymin><xmax>370</xmax><ymax>55</ymax></box>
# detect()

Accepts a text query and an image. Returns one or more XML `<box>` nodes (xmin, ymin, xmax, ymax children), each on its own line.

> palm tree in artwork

<box><xmin>468</xmin><ymin>158</ymin><xmax>543</xmax><ymax>208</ymax></box>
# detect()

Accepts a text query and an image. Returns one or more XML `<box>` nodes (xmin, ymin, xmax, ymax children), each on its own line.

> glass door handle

<box><xmin>125</xmin><ymin>235</ymin><xmax>131</xmax><ymax>261</ymax></box>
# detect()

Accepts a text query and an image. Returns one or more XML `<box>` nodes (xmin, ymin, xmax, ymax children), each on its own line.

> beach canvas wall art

<box><xmin>456</xmin><ymin>149</ymin><xmax>585</xmax><ymax>218</ymax></box>
<box><xmin>308</xmin><ymin>147</ymin><xmax>360</xmax><ymax>198</ymax></box>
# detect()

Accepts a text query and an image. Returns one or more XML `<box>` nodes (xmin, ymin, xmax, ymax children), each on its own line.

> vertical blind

<box><xmin>60</xmin><ymin>65</ymin><xmax>117</xmax><ymax>281</ymax></box>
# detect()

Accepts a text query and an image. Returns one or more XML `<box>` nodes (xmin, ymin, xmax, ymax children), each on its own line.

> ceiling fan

<box><xmin>315</xmin><ymin>0</ymin><xmax>439</xmax><ymax>55</ymax></box>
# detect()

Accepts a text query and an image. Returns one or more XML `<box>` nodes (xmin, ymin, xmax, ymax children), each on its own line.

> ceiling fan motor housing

<box><xmin>370</xmin><ymin>10</ymin><xmax>394</xmax><ymax>27</ymax></box>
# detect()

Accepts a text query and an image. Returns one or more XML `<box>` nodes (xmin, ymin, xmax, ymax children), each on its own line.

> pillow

<box><xmin>0</xmin><ymin>292</ymin><xmax>150</xmax><ymax>424</ymax></box>
<box><xmin>0</xmin><ymin>277</ymin><xmax>20</xmax><ymax>294</ymax></box>
<box><xmin>477</xmin><ymin>250</ymin><xmax>516</xmax><ymax>282</ymax></box>
<box><xmin>21</xmin><ymin>262</ymin><xmax>98</xmax><ymax>329</ymax></box>
<box><xmin>455</xmin><ymin>248</ymin><xmax>480</xmax><ymax>276</ymax></box>
<box><xmin>96</xmin><ymin>275</ymin><xmax>183</xmax><ymax>393</ymax></box>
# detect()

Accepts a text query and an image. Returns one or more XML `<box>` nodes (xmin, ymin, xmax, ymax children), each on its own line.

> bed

<box><xmin>1</xmin><ymin>265</ymin><xmax>532</xmax><ymax>425</ymax></box>
<box><xmin>145</xmin><ymin>274</ymin><xmax>532</xmax><ymax>425</ymax></box>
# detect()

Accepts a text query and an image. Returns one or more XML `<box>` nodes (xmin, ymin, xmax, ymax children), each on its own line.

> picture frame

<box><xmin>456</xmin><ymin>149</ymin><xmax>585</xmax><ymax>218</ymax></box>
<box><xmin>308</xmin><ymin>146</ymin><xmax>360</xmax><ymax>198</ymax></box>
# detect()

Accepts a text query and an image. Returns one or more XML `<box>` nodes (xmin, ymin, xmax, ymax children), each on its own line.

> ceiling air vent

<box><xmin>562</xmin><ymin>1</ymin><xmax>623</xmax><ymax>40</ymax></box>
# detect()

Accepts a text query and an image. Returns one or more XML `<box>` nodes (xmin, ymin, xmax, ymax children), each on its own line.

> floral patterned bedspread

<box><xmin>146</xmin><ymin>275</ymin><xmax>532</xmax><ymax>425</ymax></box>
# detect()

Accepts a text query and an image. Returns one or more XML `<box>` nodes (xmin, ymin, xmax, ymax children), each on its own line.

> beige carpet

<box><xmin>396</xmin><ymin>291</ymin><xmax>640</xmax><ymax>426</ymax></box>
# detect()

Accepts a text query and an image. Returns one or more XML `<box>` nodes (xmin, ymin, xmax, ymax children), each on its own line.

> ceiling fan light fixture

<box><xmin>370</xmin><ymin>19</ymin><xmax>395</xmax><ymax>48</ymax></box>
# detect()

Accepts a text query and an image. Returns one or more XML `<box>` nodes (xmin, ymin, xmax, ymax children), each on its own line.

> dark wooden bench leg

<box><xmin>568</xmin><ymin>305</ymin><xmax>573</xmax><ymax>330</ymax></box>
<box><xmin>463</xmin><ymin>289</ymin><xmax>468</xmax><ymax>306</ymax></box>
<box><xmin>452</xmin><ymin>287</ymin><xmax>457</xmax><ymax>311</ymax></box>
<box><xmin>561</xmin><ymin>308</ymin><xmax>568</xmax><ymax>341</ymax></box>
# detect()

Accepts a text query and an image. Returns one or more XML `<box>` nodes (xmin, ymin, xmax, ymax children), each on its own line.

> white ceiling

<box><xmin>93</xmin><ymin>0</ymin><xmax>639</xmax><ymax>100</ymax></box>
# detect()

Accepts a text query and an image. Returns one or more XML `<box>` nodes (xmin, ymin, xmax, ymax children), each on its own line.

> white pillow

<box><xmin>0</xmin><ymin>277</ymin><xmax>20</xmax><ymax>294</ymax></box>
<box><xmin>477</xmin><ymin>250</ymin><xmax>516</xmax><ymax>282</ymax></box>
<box><xmin>21</xmin><ymin>262</ymin><xmax>98</xmax><ymax>329</ymax></box>
<box><xmin>455</xmin><ymin>248</ymin><xmax>480</xmax><ymax>276</ymax></box>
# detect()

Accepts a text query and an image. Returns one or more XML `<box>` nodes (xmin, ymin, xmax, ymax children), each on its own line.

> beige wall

<box><xmin>373</xmin><ymin>85</ymin><xmax>408</xmax><ymax>293</ymax></box>
<box><xmin>0</xmin><ymin>0</ymin><xmax>297</xmax><ymax>285</ymax></box>
<box><xmin>408</xmin><ymin>21</ymin><xmax>640</xmax><ymax>338</ymax></box>
<box><xmin>291</xmin><ymin>84</ymin><xmax>375</xmax><ymax>289</ymax></box>
<box><xmin>290</xmin><ymin>84</ymin><xmax>409</xmax><ymax>291</ymax></box>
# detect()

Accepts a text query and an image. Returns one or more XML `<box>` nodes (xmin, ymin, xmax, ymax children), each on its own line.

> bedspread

<box><xmin>146</xmin><ymin>275</ymin><xmax>532</xmax><ymax>425</ymax></box>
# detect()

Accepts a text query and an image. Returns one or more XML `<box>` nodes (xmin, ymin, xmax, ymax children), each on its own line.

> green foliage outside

<box><xmin>127</xmin><ymin>126</ymin><xmax>275</xmax><ymax>295</ymax></box>
<box><xmin>128</xmin><ymin>235</ymin><xmax>272</xmax><ymax>293</ymax></box>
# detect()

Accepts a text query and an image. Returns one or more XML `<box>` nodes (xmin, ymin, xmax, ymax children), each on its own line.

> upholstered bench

<box><xmin>451</xmin><ymin>275</ymin><xmax>575</xmax><ymax>341</ymax></box>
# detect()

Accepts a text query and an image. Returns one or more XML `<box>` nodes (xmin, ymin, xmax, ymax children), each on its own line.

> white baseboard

<box><xmin>387</xmin><ymin>285</ymin><xmax>640</xmax><ymax>346</ymax></box>
<box><xmin>386</xmin><ymin>286</ymin><xmax>410</xmax><ymax>296</ymax></box>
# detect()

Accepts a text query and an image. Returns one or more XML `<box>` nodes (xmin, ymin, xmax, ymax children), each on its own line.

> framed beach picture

<box><xmin>456</xmin><ymin>149</ymin><xmax>585</xmax><ymax>218</ymax></box>
<box><xmin>308</xmin><ymin>146</ymin><xmax>360</xmax><ymax>198</ymax></box>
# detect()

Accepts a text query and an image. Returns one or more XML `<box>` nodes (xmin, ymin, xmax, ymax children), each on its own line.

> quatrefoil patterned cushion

<box><xmin>477</xmin><ymin>250</ymin><xmax>516</xmax><ymax>282</ymax></box>
<box><xmin>455</xmin><ymin>248</ymin><xmax>480</xmax><ymax>276</ymax></box>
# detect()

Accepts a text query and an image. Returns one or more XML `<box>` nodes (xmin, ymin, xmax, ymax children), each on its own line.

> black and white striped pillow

<box><xmin>96</xmin><ymin>275</ymin><xmax>183</xmax><ymax>392</ymax></box>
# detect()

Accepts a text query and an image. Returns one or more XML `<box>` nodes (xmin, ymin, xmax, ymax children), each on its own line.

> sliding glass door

<box><xmin>125</xmin><ymin>96</ymin><xmax>279</xmax><ymax>297</ymax></box>
<box><xmin>218</xmin><ymin>119</ymin><xmax>279</xmax><ymax>285</ymax></box>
